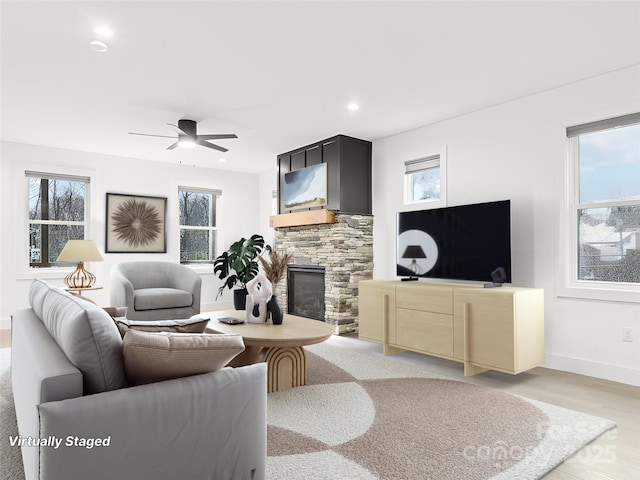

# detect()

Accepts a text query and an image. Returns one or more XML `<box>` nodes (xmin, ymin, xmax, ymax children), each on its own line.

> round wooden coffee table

<box><xmin>198</xmin><ymin>310</ymin><xmax>334</xmax><ymax>392</ymax></box>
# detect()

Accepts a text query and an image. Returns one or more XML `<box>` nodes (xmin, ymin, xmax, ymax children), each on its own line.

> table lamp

<box><xmin>402</xmin><ymin>245</ymin><xmax>427</xmax><ymax>275</ymax></box>
<box><xmin>57</xmin><ymin>239</ymin><xmax>104</xmax><ymax>289</ymax></box>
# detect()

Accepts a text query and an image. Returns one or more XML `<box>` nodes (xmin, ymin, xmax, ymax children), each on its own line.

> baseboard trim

<box><xmin>544</xmin><ymin>352</ymin><xmax>640</xmax><ymax>387</ymax></box>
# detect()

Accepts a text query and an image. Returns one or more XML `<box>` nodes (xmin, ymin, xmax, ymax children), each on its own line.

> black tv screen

<box><xmin>396</xmin><ymin>200</ymin><xmax>511</xmax><ymax>283</ymax></box>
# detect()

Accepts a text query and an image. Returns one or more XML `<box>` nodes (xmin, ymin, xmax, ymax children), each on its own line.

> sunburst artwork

<box><xmin>106</xmin><ymin>193</ymin><xmax>167</xmax><ymax>253</ymax></box>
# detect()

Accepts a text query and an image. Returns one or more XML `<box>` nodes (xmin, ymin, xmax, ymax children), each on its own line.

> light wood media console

<box><xmin>358</xmin><ymin>280</ymin><xmax>544</xmax><ymax>376</ymax></box>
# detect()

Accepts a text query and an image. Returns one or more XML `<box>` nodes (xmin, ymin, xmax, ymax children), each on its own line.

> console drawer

<box><xmin>396</xmin><ymin>283</ymin><xmax>453</xmax><ymax>314</ymax></box>
<box><xmin>395</xmin><ymin>308</ymin><xmax>454</xmax><ymax>357</ymax></box>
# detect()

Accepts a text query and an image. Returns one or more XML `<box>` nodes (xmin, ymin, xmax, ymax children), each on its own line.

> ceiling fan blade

<box><xmin>129</xmin><ymin>132</ymin><xmax>176</xmax><ymax>139</ymax></box>
<box><xmin>166</xmin><ymin>141</ymin><xmax>180</xmax><ymax>150</ymax></box>
<box><xmin>197</xmin><ymin>139</ymin><xmax>228</xmax><ymax>152</ymax></box>
<box><xmin>197</xmin><ymin>134</ymin><xmax>238</xmax><ymax>141</ymax></box>
<box><xmin>167</xmin><ymin>123</ymin><xmax>187</xmax><ymax>136</ymax></box>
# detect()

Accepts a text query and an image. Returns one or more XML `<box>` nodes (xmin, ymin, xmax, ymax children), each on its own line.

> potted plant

<box><xmin>214</xmin><ymin>234</ymin><xmax>270</xmax><ymax>309</ymax></box>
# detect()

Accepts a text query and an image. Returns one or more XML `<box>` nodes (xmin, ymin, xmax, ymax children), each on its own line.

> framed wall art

<box><xmin>284</xmin><ymin>163</ymin><xmax>328</xmax><ymax>211</ymax></box>
<box><xmin>105</xmin><ymin>193</ymin><xmax>167</xmax><ymax>253</ymax></box>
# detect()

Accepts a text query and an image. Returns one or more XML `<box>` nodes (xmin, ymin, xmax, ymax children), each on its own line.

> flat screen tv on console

<box><xmin>396</xmin><ymin>200</ymin><xmax>512</xmax><ymax>284</ymax></box>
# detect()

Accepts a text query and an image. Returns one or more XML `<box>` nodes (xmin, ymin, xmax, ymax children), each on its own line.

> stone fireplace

<box><xmin>273</xmin><ymin>213</ymin><xmax>373</xmax><ymax>334</ymax></box>
<box><xmin>272</xmin><ymin>134</ymin><xmax>373</xmax><ymax>333</ymax></box>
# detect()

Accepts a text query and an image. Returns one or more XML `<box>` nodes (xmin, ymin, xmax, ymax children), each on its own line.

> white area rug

<box><xmin>0</xmin><ymin>349</ymin><xmax>23</xmax><ymax>480</ymax></box>
<box><xmin>0</xmin><ymin>344</ymin><xmax>617</xmax><ymax>480</ymax></box>
<box><xmin>267</xmin><ymin>342</ymin><xmax>616</xmax><ymax>480</ymax></box>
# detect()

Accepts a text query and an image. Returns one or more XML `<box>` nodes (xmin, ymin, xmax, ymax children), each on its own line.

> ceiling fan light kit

<box><xmin>129</xmin><ymin>119</ymin><xmax>237</xmax><ymax>152</ymax></box>
<box><xmin>178</xmin><ymin>137</ymin><xmax>196</xmax><ymax>149</ymax></box>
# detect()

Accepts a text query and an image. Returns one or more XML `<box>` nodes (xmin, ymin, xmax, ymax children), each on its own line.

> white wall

<box><xmin>372</xmin><ymin>65</ymin><xmax>640</xmax><ymax>386</ymax></box>
<box><xmin>0</xmin><ymin>142</ymin><xmax>265</xmax><ymax>324</ymax></box>
<box><xmin>258</xmin><ymin>168</ymin><xmax>278</xmax><ymax>246</ymax></box>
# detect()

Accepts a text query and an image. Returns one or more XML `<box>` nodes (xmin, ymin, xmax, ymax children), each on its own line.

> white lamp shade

<box><xmin>57</xmin><ymin>240</ymin><xmax>104</xmax><ymax>262</ymax></box>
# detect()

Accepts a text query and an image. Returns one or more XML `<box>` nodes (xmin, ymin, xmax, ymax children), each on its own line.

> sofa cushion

<box><xmin>113</xmin><ymin>317</ymin><xmax>209</xmax><ymax>337</ymax></box>
<box><xmin>122</xmin><ymin>330</ymin><xmax>244</xmax><ymax>386</ymax></box>
<box><xmin>29</xmin><ymin>277</ymin><xmax>51</xmax><ymax>321</ymax></box>
<box><xmin>133</xmin><ymin>288</ymin><xmax>193</xmax><ymax>311</ymax></box>
<box><xmin>29</xmin><ymin>279</ymin><xmax>127</xmax><ymax>394</ymax></box>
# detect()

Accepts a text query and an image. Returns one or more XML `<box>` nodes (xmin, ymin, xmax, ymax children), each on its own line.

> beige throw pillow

<box><xmin>122</xmin><ymin>329</ymin><xmax>245</xmax><ymax>386</ymax></box>
<box><xmin>114</xmin><ymin>317</ymin><xmax>209</xmax><ymax>338</ymax></box>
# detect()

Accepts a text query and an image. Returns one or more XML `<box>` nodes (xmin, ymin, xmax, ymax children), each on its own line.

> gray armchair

<box><xmin>110</xmin><ymin>261</ymin><xmax>202</xmax><ymax>320</ymax></box>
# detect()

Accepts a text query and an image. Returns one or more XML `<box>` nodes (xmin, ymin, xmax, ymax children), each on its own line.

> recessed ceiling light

<box><xmin>94</xmin><ymin>26</ymin><xmax>113</xmax><ymax>37</ymax></box>
<box><xmin>347</xmin><ymin>102</ymin><xmax>359</xmax><ymax>111</ymax></box>
<box><xmin>90</xmin><ymin>40</ymin><xmax>108</xmax><ymax>52</ymax></box>
<box><xmin>218</xmin><ymin>157</ymin><xmax>226</xmax><ymax>163</ymax></box>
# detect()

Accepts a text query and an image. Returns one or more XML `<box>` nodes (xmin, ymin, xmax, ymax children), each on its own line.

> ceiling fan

<box><xmin>129</xmin><ymin>119</ymin><xmax>237</xmax><ymax>152</ymax></box>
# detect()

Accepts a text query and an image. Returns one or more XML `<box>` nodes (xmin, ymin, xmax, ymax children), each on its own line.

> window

<box><xmin>27</xmin><ymin>171</ymin><xmax>89</xmax><ymax>268</ymax></box>
<box><xmin>404</xmin><ymin>148</ymin><xmax>447</xmax><ymax>206</ymax></box>
<box><xmin>566</xmin><ymin>113</ymin><xmax>640</xmax><ymax>288</ymax></box>
<box><xmin>178</xmin><ymin>187</ymin><xmax>221</xmax><ymax>264</ymax></box>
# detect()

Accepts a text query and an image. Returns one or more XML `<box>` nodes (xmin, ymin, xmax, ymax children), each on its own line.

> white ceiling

<box><xmin>2</xmin><ymin>1</ymin><xmax>639</xmax><ymax>173</ymax></box>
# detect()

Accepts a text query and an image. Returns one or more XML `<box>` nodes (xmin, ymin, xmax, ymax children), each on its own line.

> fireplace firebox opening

<box><xmin>287</xmin><ymin>265</ymin><xmax>325</xmax><ymax>321</ymax></box>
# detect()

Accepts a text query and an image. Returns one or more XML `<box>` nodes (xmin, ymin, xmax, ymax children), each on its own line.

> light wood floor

<box><xmin>331</xmin><ymin>334</ymin><xmax>639</xmax><ymax>480</ymax></box>
<box><xmin>2</xmin><ymin>328</ymin><xmax>637</xmax><ymax>478</ymax></box>
<box><xmin>0</xmin><ymin>329</ymin><xmax>11</xmax><ymax>349</ymax></box>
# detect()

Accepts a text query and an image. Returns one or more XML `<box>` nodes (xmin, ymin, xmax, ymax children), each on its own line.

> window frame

<box><xmin>178</xmin><ymin>186</ymin><xmax>221</xmax><ymax>265</ymax></box>
<box><xmin>558</xmin><ymin>115</ymin><xmax>640</xmax><ymax>303</ymax></box>
<box><xmin>403</xmin><ymin>146</ymin><xmax>447</xmax><ymax>208</ymax></box>
<box><xmin>25</xmin><ymin>170</ymin><xmax>90</xmax><ymax>270</ymax></box>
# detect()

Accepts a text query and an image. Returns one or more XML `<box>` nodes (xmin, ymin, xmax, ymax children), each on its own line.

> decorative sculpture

<box><xmin>246</xmin><ymin>273</ymin><xmax>273</xmax><ymax>303</ymax></box>
<box><xmin>245</xmin><ymin>295</ymin><xmax>268</xmax><ymax>323</ymax></box>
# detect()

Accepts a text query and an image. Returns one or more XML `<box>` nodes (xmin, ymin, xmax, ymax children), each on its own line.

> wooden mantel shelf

<box><xmin>270</xmin><ymin>209</ymin><xmax>337</xmax><ymax>228</ymax></box>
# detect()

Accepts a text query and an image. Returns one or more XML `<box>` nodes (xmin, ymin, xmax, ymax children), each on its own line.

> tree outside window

<box><xmin>179</xmin><ymin>188</ymin><xmax>220</xmax><ymax>264</ymax></box>
<box><xmin>410</xmin><ymin>168</ymin><xmax>440</xmax><ymax>202</ymax></box>
<box><xmin>28</xmin><ymin>173</ymin><xmax>87</xmax><ymax>267</ymax></box>
<box><xmin>571</xmin><ymin>120</ymin><xmax>640</xmax><ymax>284</ymax></box>
<box><xmin>404</xmin><ymin>151</ymin><xmax>447</xmax><ymax>207</ymax></box>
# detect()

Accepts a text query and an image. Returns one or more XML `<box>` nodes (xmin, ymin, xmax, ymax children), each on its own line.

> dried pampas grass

<box><xmin>259</xmin><ymin>249</ymin><xmax>293</xmax><ymax>286</ymax></box>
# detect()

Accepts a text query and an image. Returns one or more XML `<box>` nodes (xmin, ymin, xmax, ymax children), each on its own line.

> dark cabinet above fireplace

<box><xmin>277</xmin><ymin>134</ymin><xmax>372</xmax><ymax>215</ymax></box>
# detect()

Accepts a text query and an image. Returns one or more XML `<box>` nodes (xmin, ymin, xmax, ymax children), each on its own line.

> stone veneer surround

<box><xmin>273</xmin><ymin>214</ymin><xmax>373</xmax><ymax>334</ymax></box>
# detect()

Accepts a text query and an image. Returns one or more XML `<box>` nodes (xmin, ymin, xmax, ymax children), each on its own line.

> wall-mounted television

<box><xmin>396</xmin><ymin>200</ymin><xmax>512</xmax><ymax>283</ymax></box>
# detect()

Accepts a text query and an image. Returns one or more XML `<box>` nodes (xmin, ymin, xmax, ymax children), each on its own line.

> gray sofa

<box><xmin>11</xmin><ymin>279</ymin><xmax>266</xmax><ymax>480</ymax></box>
<box><xmin>110</xmin><ymin>261</ymin><xmax>202</xmax><ymax>320</ymax></box>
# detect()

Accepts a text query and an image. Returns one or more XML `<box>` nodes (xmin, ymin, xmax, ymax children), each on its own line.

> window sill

<box><xmin>17</xmin><ymin>267</ymin><xmax>74</xmax><ymax>281</ymax></box>
<box><xmin>403</xmin><ymin>198</ymin><xmax>447</xmax><ymax>209</ymax></box>
<box><xmin>183</xmin><ymin>264</ymin><xmax>215</xmax><ymax>275</ymax></box>
<box><xmin>557</xmin><ymin>282</ymin><xmax>640</xmax><ymax>304</ymax></box>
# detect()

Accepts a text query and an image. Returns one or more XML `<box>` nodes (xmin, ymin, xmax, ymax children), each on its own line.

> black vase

<box><xmin>267</xmin><ymin>295</ymin><xmax>283</xmax><ymax>325</ymax></box>
<box><xmin>233</xmin><ymin>288</ymin><xmax>248</xmax><ymax>310</ymax></box>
